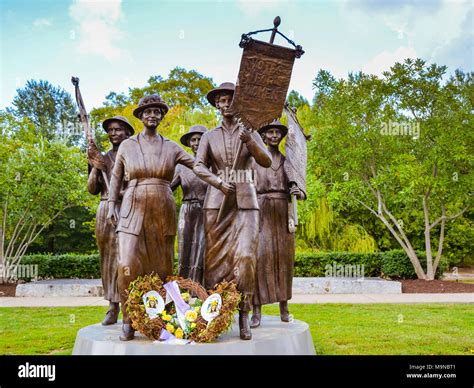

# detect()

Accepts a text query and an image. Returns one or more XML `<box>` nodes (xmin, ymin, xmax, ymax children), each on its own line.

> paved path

<box><xmin>1</xmin><ymin>293</ymin><xmax>472</xmax><ymax>307</ymax></box>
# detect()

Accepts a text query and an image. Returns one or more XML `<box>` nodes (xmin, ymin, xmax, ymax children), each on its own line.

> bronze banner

<box><xmin>284</xmin><ymin>104</ymin><xmax>309</xmax><ymax>198</ymax></box>
<box><xmin>230</xmin><ymin>39</ymin><xmax>296</xmax><ymax>130</ymax></box>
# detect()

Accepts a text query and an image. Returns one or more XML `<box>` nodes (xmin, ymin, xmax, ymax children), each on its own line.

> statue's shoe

<box><xmin>119</xmin><ymin>323</ymin><xmax>135</xmax><ymax>341</ymax></box>
<box><xmin>250</xmin><ymin>314</ymin><xmax>261</xmax><ymax>328</ymax></box>
<box><xmin>280</xmin><ymin>301</ymin><xmax>290</xmax><ymax>322</ymax></box>
<box><xmin>101</xmin><ymin>306</ymin><xmax>119</xmax><ymax>326</ymax></box>
<box><xmin>239</xmin><ymin>311</ymin><xmax>252</xmax><ymax>340</ymax></box>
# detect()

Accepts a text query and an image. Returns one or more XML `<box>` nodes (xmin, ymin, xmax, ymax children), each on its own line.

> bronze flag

<box><xmin>230</xmin><ymin>39</ymin><xmax>297</xmax><ymax>130</ymax></box>
<box><xmin>284</xmin><ymin>103</ymin><xmax>310</xmax><ymax>198</ymax></box>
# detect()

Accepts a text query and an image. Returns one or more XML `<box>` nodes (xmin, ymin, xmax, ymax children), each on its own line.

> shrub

<box><xmin>19</xmin><ymin>250</ymin><xmax>446</xmax><ymax>280</ymax></box>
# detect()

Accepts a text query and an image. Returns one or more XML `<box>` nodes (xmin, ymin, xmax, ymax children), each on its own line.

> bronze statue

<box><xmin>193</xmin><ymin>82</ymin><xmax>272</xmax><ymax>340</ymax></box>
<box><xmin>107</xmin><ymin>95</ymin><xmax>195</xmax><ymax>341</ymax></box>
<box><xmin>171</xmin><ymin>125</ymin><xmax>208</xmax><ymax>284</ymax></box>
<box><xmin>87</xmin><ymin>116</ymin><xmax>134</xmax><ymax>325</ymax></box>
<box><xmin>250</xmin><ymin>120</ymin><xmax>305</xmax><ymax>328</ymax></box>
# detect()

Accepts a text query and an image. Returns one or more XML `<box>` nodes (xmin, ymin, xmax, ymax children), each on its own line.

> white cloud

<box><xmin>345</xmin><ymin>0</ymin><xmax>473</xmax><ymax>70</ymax></box>
<box><xmin>33</xmin><ymin>18</ymin><xmax>52</xmax><ymax>28</ymax></box>
<box><xmin>69</xmin><ymin>0</ymin><xmax>125</xmax><ymax>60</ymax></box>
<box><xmin>363</xmin><ymin>46</ymin><xmax>418</xmax><ymax>75</ymax></box>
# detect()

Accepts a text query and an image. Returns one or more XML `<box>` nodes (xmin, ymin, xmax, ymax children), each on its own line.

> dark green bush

<box><xmin>295</xmin><ymin>250</ymin><xmax>446</xmax><ymax>279</ymax></box>
<box><xmin>379</xmin><ymin>250</ymin><xmax>447</xmax><ymax>279</ymax></box>
<box><xmin>20</xmin><ymin>250</ymin><xmax>446</xmax><ymax>280</ymax></box>
<box><xmin>21</xmin><ymin>253</ymin><xmax>100</xmax><ymax>279</ymax></box>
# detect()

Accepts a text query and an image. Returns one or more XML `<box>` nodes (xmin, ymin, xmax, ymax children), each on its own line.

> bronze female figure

<box><xmin>193</xmin><ymin>82</ymin><xmax>272</xmax><ymax>340</ymax></box>
<box><xmin>107</xmin><ymin>95</ymin><xmax>195</xmax><ymax>341</ymax></box>
<box><xmin>87</xmin><ymin>116</ymin><xmax>134</xmax><ymax>326</ymax></box>
<box><xmin>171</xmin><ymin>125</ymin><xmax>208</xmax><ymax>284</ymax></box>
<box><xmin>250</xmin><ymin>120</ymin><xmax>305</xmax><ymax>328</ymax></box>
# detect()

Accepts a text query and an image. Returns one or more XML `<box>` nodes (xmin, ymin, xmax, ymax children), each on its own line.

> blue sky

<box><xmin>1</xmin><ymin>0</ymin><xmax>472</xmax><ymax>110</ymax></box>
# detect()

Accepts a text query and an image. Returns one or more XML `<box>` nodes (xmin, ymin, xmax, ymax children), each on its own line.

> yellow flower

<box><xmin>175</xmin><ymin>328</ymin><xmax>184</xmax><ymax>339</ymax></box>
<box><xmin>185</xmin><ymin>310</ymin><xmax>198</xmax><ymax>322</ymax></box>
<box><xmin>181</xmin><ymin>292</ymin><xmax>190</xmax><ymax>302</ymax></box>
<box><xmin>162</xmin><ymin>313</ymin><xmax>171</xmax><ymax>321</ymax></box>
<box><xmin>190</xmin><ymin>323</ymin><xmax>196</xmax><ymax>329</ymax></box>
<box><xmin>166</xmin><ymin>324</ymin><xmax>175</xmax><ymax>334</ymax></box>
<box><xmin>194</xmin><ymin>306</ymin><xmax>200</xmax><ymax>312</ymax></box>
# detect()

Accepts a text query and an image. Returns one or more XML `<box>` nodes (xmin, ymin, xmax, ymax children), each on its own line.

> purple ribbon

<box><xmin>159</xmin><ymin>328</ymin><xmax>176</xmax><ymax>341</ymax></box>
<box><xmin>163</xmin><ymin>280</ymin><xmax>191</xmax><ymax>316</ymax></box>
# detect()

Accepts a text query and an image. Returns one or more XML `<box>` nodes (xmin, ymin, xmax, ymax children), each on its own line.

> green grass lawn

<box><xmin>0</xmin><ymin>304</ymin><xmax>472</xmax><ymax>355</ymax></box>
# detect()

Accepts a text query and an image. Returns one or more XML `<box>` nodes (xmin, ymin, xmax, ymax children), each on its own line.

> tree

<box><xmin>310</xmin><ymin>59</ymin><xmax>472</xmax><ymax>280</ymax></box>
<box><xmin>9</xmin><ymin>80</ymin><xmax>79</xmax><ymax>144</ymax></box>
<box><xmin>0</xmin><ymin>112</ymin><xmax>92</xmax><ymax>282</ymax></box>
<box><xmin>89</xmin><ymin>66</ymin><xmax>216</xmax><ymax>152</ymax></box>
<box><xmin>288</xmin><ymin>90</ymin><xmax>309</xmax><ymax>109</ymax></box>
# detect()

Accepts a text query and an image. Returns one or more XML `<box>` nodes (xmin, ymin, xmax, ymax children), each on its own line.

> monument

<box><xmin>72</xmin><ymin>16</ymin><xmax>314</xmax><ymax>354</ymax></box>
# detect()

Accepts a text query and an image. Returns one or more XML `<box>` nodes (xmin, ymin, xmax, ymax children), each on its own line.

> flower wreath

<box><xmin>126</xmin><ymin>273</ymin><xmax>241</xmax><ymax>343</ymax></box>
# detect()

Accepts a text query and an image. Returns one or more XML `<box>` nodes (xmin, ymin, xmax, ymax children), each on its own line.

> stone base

<box><xmin>292</xmin><ymin>277</ymin><xmax>402</xmax><ymax>294</ymax></box>
<box><xmin>72</xmin><ymin>316</ymin><xmax>315</xmax><ymax>355</ymax></box>
<box><xmin>16</xmin><ymin>277</ymin><xmax>401</xmax><ymax>297</ymax></box>
<box><xmin>16</xmin><ymin>279</ymin><xmax>103</xmax><ymax>297</ymax></box>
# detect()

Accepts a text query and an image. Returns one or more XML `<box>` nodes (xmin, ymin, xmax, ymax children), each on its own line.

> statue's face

<box><xmin>216</xmin><ymin>93</ymin><xmax>234</xmax><ymax>118</ymax></box>
<box><xmin>141</xmin><ymin>107</ymin><xmax>163</xmax><ymax>129</ymax></box>
<box><xmin>264</xmin><ymin>127</ymin><xmax>283</xmax><ymax>147</ymax></box>
<box><xmin>189</xmin><ymin>134</ymin><xmax>202</xmax><ymax>154</ymax></box>
<box><xmin>107</xmin><ymin>122</ymin><xmax>129</xmax><ymax>145</ymax></box>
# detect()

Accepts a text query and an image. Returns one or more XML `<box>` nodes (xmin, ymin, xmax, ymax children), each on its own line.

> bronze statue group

<box><xmin>88</xmin><ymin>82</ymin><xmax>306</xmax><ymax>342</ymax></box>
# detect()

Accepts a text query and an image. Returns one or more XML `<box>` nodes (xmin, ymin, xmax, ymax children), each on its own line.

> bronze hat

<box><xmin>258</xmin><ymin>120</ymin><xmax>288</xmax><ymax>137</ymax></box>
<box><xmin>102</xmin><ymin>115</ymin><xmax>135</xmax><ymax>135</ymax></box>
<box><xmin>133</xmin><ymin>94</ymin><xmax>169</xmax><ymax>118</ymax></box>
<box><xmin>206</xmin><ymin>82</ymin><xmax>235</xmax><ymax>107</ymax></box>
<box><xmin>180</xmin><ymin>124</ymin><xmax>207</xmax><ymax>147</ymax></box>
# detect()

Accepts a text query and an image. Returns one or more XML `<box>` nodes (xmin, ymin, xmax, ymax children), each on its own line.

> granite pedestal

<box><xmin>73</xmin><ymin>315</ymin><xmax>315</xmax><ymax>355</ymax></box>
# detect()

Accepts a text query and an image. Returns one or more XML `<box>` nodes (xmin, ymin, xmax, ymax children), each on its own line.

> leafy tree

<box><xmin>288</xmin><ymin>90</ymin><xmax>309</xmax><ymax>109</ymax></box>
<box><xmin>309</xmin><ymin>59</ymin><xmax>472</xmax><ymax>279</ymax></box>
<box><xmin>0</xmin><ymin>112</ymin><xmax>92</xmax><ymax>282</ymax></box>
<box><xmin>9</xmin><ymin>80</ymin><xmax>80</xmax><ymax>144</ymax></box>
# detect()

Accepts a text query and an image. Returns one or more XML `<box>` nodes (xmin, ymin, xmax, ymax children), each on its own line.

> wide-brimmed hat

<box><xmin>258</xmin><ymin>120</ymin><xmax>288</xmax><ymax>137</ymax></box>
<box><xmin>180</xmin><ymin>124</ymin><xmax>207</xmax><ymax>147</ymax></box>
<box><xmin>102</xmin><ymin>115</ymin><xmax>135</xmax><ymax>135</ymax></box>
<box><xmin>133</xmin><ymin>94</ymin><xmax>169</xmax><ymax>118</ymax></box>
<box><xmin>206</xmin><ymin>82</ymin><xmax>235</xmax><ymax>107</ymax></box>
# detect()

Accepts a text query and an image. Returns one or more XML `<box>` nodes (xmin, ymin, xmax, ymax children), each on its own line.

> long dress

<box><xmin>253</xmin><ymin>152</ymin><xmax>295</xmax><ymax>305</ymax></box>
<box><xmin>87</xmin><ymin>151</ymin><xmax>120</xmax><ymax>303</ymax></box>
<box><xmin>108</xmin><ymin>132</ymin><xmax>195</xmax><ymax>318</ymax></box>
<box><xmin>171</xmin><ymin>164</ymin><xmax>207</xmax><ymax>284</ymax></box>
<box><xmin>193</xmin><ymin>121</ymin><xmax>271</xmax><ymax>310</ymax></box>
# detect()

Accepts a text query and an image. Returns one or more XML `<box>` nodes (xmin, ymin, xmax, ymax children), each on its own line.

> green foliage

<box><xmin>308</xmin><ymin>59</ymin><xmax>473</xmax><ymax>276</ymax></box>
<box><xmin>27</xmin><ymin>206</ymin><xmax>97</xmax><ymax>254</ymax></box>
<box><xmin>287</xmin><ymin>90</ymin><xmax>309</xmax><ymax>109</ymax></box>
<box><xmin>9</xmin><ymin>80</ymin><xmax>79</xmax><ymax>143</ymax></box>
<box><xmin>0</xmin><ymin>113</ymin><xmax>93</xmax><ymax>275</ymax></box>
<box><xmin>19</xmin><ymin>250</ymin><xmax>446</xmax><ymax>280</ymax></box>
<box><xmin>298</xmin><ymin>196</ymin><xmax>377</xmax><ymax>252</ymax></box>
<box><xmin>89</xmin><ymin>67</ymin><xmax>217</xmax><ymax>152</ymax></box>
<box><xmin>21</xmin><ymin>253</ymin><xmax>100</xmax><ymax>279</ymax></box>
<box><xmin>294</xmin><ymin>250</ymin><xmax>445</xmax><ymax>279</ymax></box>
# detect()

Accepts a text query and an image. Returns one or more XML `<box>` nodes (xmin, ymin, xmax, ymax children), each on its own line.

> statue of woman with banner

<box><xmin>194</xmin><ymin>17</ymin><xmax>304</xmax><ymax>340</ymax></box>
